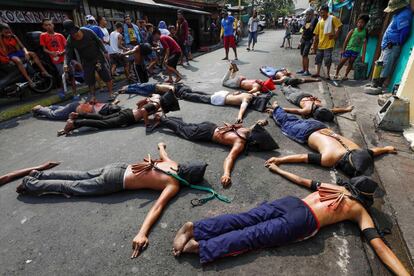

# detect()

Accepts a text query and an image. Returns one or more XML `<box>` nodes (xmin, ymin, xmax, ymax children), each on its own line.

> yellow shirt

<box><xmin>313</xmin><ymin>16</ymin><xmax>342</xmax><ymax>50</ymax></box>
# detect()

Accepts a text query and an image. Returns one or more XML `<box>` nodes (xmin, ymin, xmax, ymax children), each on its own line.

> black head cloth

<box><xmin>160</xmin><ymin>90</ymin><xmax>180</xmax><ymax>113</ymax></box>
<box><xmin>247</xmin><ymin>124</ymin><xmax>279</xmax><ymax>151</ymax></box>
<box><xmin>312</xmin><ymin>106</ymin><xmax>334</xmax><ymax>122</ymax></box>
<box><xmin>337</xmin><ymin>176</ymin><xmax>378</xmax><ymax>208</ymax></box>
<box><xmin>177</xmin><ymin>161</ymin><xmax>208</xmax><ymax>184</ymax></box>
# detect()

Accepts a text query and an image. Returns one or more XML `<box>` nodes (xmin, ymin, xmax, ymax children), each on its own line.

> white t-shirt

<box><xmin>109</xmin><ymin>31</ymin><xmax>122</xmax><ymax>54</ymax></box>
<box><xmin>248</xmin><ymin>17</ymin><xmax>259</xmax><ymax>32</ymax></box>
<box><xmin>100</xmin><ymin>26</ymin><xmax>111</xmax><ymax>52</ymax></box>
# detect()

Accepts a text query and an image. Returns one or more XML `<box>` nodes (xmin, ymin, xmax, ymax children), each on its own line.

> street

<box><xmin>0</xmin><ymin>30</ymin><xmax>386</xmax><ymax>275</ymax></box>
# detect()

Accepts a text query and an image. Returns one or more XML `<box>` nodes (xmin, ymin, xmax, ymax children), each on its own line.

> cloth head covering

<box><xmin>85</xmin><ymin>15</ymin><xmax>96</xmax><ymax>22</ymax></box>
<box><xmin>384</xmin><ymin>0</ymin><xmax>408</xmax><ymax>13</ymax></box>
<box><xmin>337</xmin><ymin>149</ymin><xmax>374</xmax><ymax>176</ymax></box>
<box><xmin>160</xmin><ymin>90</ymin><xmax>180</xmax><ymax>113</ymax></box>
<box><xmin>140</xmin><ymin>43</ymin><xmax>153</xmax><ymax>56</ymax></box>
<box><xmin>337</xmin><ymin>176</ymin><xmax>378</xmax><ymax>208</ymax></box>
<box><xmin>63</xmin><ymin>20</ymin><xmax>80</xmax><ymax>35</ymax></box>
<box><xmin>177</xmin><ymin>161</ymin><xmax>208</xmax><ymax>184</ymax></box>
<box><xmin>312</xmin><ymin>106</ymin><xmax>334</xmax><ymax>122</ymax></box>
<box><xmin>158</xmin><ymin>21</ymin><xmax>168</xmax><ymax>29</ymax></box>
<box><xmin>249</xmin><ymin>93</ymin><xmax>273</xmax><ymax>112</ymax></box>
<box><xmin>247</xmin><ymin>124</ymin><xmax>279</xmax><ymax>151</ymax></box>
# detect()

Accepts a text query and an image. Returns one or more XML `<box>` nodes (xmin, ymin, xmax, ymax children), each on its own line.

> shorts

<box><xmin>83</xmin><ymin>59</ymin><xmax>112</xmax><ymax>86</ymax></box>
<box><xmin>54</xmin><ymin>63</ymin><xmax>64</xmax><ymax>76</ymax></box>
<box><xmin>210</xmin><ymin>91</ymin><xmax>229</xmax><ymax>106</ymax></box>
<box><xmin>248</xmin><ymin>31</ymin><xmax>257</xmax><ymax>44</ymax></box>
<box><xmin>315</xmin><ymin>48</ymin><xmax>333</xmax><ymax>67</ymax></box>
<box><xmin>282</xmin><ymin>86</ymin><xmax>312</xmax><ymax>106</ymax></box>
<box><xmin>223</xmin><ymin>35</ymin><xmax>236</xmax><ymax>49</ymax></box>
<box><xmin>110</xmin><ymin>53</ymin><xmax>128</xmax><ymax>67</ymax></box>
<box><xmin>167</xmin><ymin>53</ymin><xmax>180</xmax><ymax>69</ymax></box>
<box><xmin>8</xmin><ymin>50</ymin><xmax>25</xmax><ymax>59</ymax></box>
<box><xmin>284</xmin><ymin>33</ymin><xmax>291</xmax><ymax>39</ymax></box>
<box><xmin>300</xmin><ymin>40</ymin><xmax>312</xmax><ymax>57</ymax></box>
<box><xmin>342</xmin><ymin>50</ymin><xmax>359</xmax><ymax>59</ymax></box>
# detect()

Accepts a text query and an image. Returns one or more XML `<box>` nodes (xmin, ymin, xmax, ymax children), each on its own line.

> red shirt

<box><xmin>160</xmin><ymin>35</ymin><xmax>181</xmax><ymax>55</ymax></box>
<box><xmin>40</xmin><ymin>32</ymin><xmax>66</xmax><ymax>64</ymax></box>
<box><xmin>0</xmin><ymin>47</ymin><xmax>9</xmax><ymax>64</ymax></box>
<box><xmin>177</xmin><ymin>19</ymin><xmax>189</xmax><ymax>44</ymax></box>
<box><xmin>2</xmin><ymin>36</ymin><xmax>20</xmax><ymax>53</ymax></box>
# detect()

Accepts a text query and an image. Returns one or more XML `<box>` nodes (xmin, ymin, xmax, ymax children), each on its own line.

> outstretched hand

<box><xmin>40</xmin><ymin>161</ymin><xmax>61</xmax><ymax>170</ymax></box>
<box><xmin>131</xmin><ymin>234</ymin><xmax>149</xmax><ymax>259</ymax></box>
<box><xmin>265</xmin><ymin>157</ymin><xmax>282</xmax><ymax>166</ymax></box>
<box><xmin>221</xmin><ymin>174</ymin><xmax>231</xmax><ymax>188</ymax></box>
<box><xmin>265</xmin><ymin>162</ymin><xmax>281</xmax><ymax>173</ymax></box>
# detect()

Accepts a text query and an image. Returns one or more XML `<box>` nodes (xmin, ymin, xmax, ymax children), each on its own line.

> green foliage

<box><xmin>256</xmin><ymin>0</ymin><xmax>295</xmax><ymax>17</ymax></box>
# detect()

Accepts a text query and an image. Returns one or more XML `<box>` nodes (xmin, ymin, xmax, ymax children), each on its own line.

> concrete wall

<box><xmin>396</xmin><ymin>47</ymin><xmax>414</xmax><ymax>124</ymax></box>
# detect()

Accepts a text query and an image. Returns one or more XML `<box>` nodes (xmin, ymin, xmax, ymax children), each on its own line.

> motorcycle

<box><xmin>0</xmin><ymin>31</ymin><xmax>53</xmax><ymax>99</ymax></box>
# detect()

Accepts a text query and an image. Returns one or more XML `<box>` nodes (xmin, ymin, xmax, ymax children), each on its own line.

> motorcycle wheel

<box><xmin>30</xmin><ymin>72</ymin><xmax>53</xmax><ymax>94</ymax></box>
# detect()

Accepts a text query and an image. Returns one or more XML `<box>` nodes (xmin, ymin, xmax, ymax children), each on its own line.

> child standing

<box><xmin>334</xmin><ymin>14</ymin><xmax>369</xmax><ymax>80</ymax></box>
<box><xmin>280</xmin><ymin>19</ymin><xmax>292</xmax><ymax>48</ymax></box>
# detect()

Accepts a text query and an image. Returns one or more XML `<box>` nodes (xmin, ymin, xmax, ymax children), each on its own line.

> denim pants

<box><xmin>194</xmin><ymin>196</ymin><xmax>319</xmax><ymax>263</ymax></box>
<box><xmin>22</xmin><ymin>163</ymin><xmax>128</xmax><ymax>196</ymax></box>
<box><xmin>34</xmin><ymin>102</ymin><xmax>80</xmax><ymax>120</ymax></box>
<box><xmin>379</xmin><ymin>45</ymin><xmax>401</xmax><ymax>78</ymax></box>
<box><xmin>126</xmin><ymin>83</ymin><xmax>156</xmax><ymax>96</ymax></box>
<box><xmin>272</xmin><ymin>107</ymin><xmax>326</xmax><ymax>144</ymax></box>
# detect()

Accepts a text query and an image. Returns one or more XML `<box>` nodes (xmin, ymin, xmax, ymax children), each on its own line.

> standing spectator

<box><xmin>158</xmin><ymin>21</ymin><xmax>170</xmax><ymax>36</ymax></box>
<box><xmin>334</xmin><ymin>14</ymin><xmax>369</xmax><ymax>80</ymax></box>
<box><xmin>247</xmin><ymin>10</ymin><xmax>259</xmax><ymax>51</ymax></box>
<box><xmin>187</xmin><ymin>28</ymin><xmax>194</xmax><ymax>60</ymax></box>
<box><xmin>137</xmin><ymin>19</ymin><xmax>148</xmax><ymax>42</ymax></box>
<box><xmin>176</xmin><ymin>10</ymin><xmax>190</xmax><ymax>66</ymax></box>
<box><xmin>312</xmin><ymin>5</ymin><xmax>343</xmax><ymax>79</ymax></box>
<box><xmin>220</xmin><ymin>10</ymin><xmax>238</xmax><ymax>60</ymax></box>
<box><xmin>366</xmin><ymin>0</ymin><xmax>412</xmax><ymax>94</ymax></box>
<box><xmin>63</xmin><ymin>20</ymin><xmax>113</xmax><ymax>102</ymax></box>
<box><xmin>146</xmin><ymin>23</ymin><xmax>158</xmax><ymax>75</ymax></box>
<box><xmin>153</xmin><ymin>29</ymin><xmax>182</xmax><ymax>83</ymax></box>
<box><xmin>40</xmin><ymin>19</ymin><xmax>66</xmax><ymax>78</ymax></box>
<box><xmin>109</xmin><ymin>22</ymin><xmax>130</xmax><ymax>79</ymax></box>
<box><xmin>84</xmin><ymin>15</ymin><xmax>105</xmax><ymax>41</ymax></box>
<box><xmin>123</xmin><ymin>15</ymin><xmax>141</xmax><ymax>48</ymax></box>
<box><xmin>209</xmin><ymin>20</ymin><xmax>218</xmax><ymax>43</ymax></box>
<box><xmin>168</xmin><ymin>25</ymin><xmax>179</xmax><ymax>42</ymax></box>
<box><xmin>280</xmin><ymin>19</ymin><xmax>292</xmax><ymax>48</ymax></box>
<box><xmin>97</xmin><ymin>16</ymin><xmax>111</xmax><ymax>54</ymax></box>
<box><xmin>297</xmin><ymin>8</ymin><xmax>318</xmax><ymax>76</ymax></box>
<box><xmin>0</xmin><ymin>23</ymin><xmax>51</xmax><ymax>88</ymax></box>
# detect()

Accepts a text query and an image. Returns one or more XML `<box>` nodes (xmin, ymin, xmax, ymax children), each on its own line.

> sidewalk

<box><xmin>326</xmin><ymin>79</ymin><xmax>414</xmax><ymax>271</ymax></box>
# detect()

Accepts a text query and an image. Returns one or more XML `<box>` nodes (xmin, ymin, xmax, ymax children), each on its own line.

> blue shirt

<box><xmin>381</xmin><ymin>6</ymin><xmax>412</xmax><ymax>49</ymax></box>
<box><xmin>221</xmin><ymin>16</ymin><xmax>235</xmax><ymax>37</ymax></box>
<box><xmin>84</xmin><ymin>24</ymin><xmax>105</xmax><ymax>39</ymax></box>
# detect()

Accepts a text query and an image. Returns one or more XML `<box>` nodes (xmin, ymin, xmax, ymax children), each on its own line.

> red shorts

<box><xmin>223</xmin><ymin>35</ymin><xmax>236</xmax><ymax>49</ymax></box>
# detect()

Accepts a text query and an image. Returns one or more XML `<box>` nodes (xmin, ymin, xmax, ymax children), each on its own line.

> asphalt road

<box><xmin>0</xmin><ymin>30</ymin><xmax>372</xmax><ymax>275</ymax></box>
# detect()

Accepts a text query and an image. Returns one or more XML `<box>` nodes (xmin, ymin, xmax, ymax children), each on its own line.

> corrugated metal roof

<box><xmin>118</xmin><ymin>0</ymin><xmax>211</xmax><ymax>15</ymax></box>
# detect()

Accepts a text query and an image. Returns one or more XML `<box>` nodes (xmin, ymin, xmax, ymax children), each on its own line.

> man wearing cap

<box><xmin>152</xmin><ymin>117</ymin><xmax>278</xmax><ymax>187</ymax></box>
<box><xmin>220</xmin><ymin>10</ymin><xmax>238</xmax><ymax>60</ymax></box>
<box><xmin>173</xmin><ymin>167</ymin><xmax>409</xmax><ymax>275</ymax></box>
<box><xmin>16</xmin><ymin>142</ymin><xmax>207</xmax><ymax>259</ymax></box>
<box><xmin>280</xmin><ymin>85</ymin><xmax>354</xmax><ymax>122</ymax></box>
<box><xmin>222</xmin><ymin>63</ymin><xmax>275</xmax><ymax>94</ymax></box>
<box><xmin>63</xmin><ymin>20</ymin><xmax>113</xmax><ymax>102</ymax></box>
<box><xmin>366</xmin><ymin>0</ymin><xmax>412</xmax><ymax>94</ymax></box>
<box><xmin>84</xmin><ymin>15</ymin><xmax>105</xmax><ymax>41</ymax></box>
<box><xmin>265</xmin><ymin>101</ymin><xmax>397</xmax><ymax>177</ymax></box>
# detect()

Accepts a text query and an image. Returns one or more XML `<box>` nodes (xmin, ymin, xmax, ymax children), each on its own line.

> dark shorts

<box><xmin>300</xmin><ymin>40</ymin><xmax>312</xmax><ymax>57</ymax></box>
<box><xmin>284</xmin><ymin>77</ymin><xmax>304</xmax><ymax>87</ymax></box>
<box><xmin>83</xmin><ymin>59</ymin><xmax>112</xmax><ymax>86</ymax></box>
<box><xmin>194</xmin><ymin>196</ymin><xmax>319</xmax><ymax>263</ymax></box>
<box><xmin>282</xmin><ymin>86</ymin><xmax>312</xmax><ymax>106</ymax></box>
<box><xmin>223</xmin><ymin>35</ymin><xmax>236</xmax><ymax>49</ymax></box>
<box><xmin>167</xmin><ymin>53</ymin><xmax>180</xmax><ymax>69</ymax></box>
<box><xmin>8</xmin><ymin>50</ymin><xmax>25</xmax><ymax>59</ymax></box>
<box><xmin>342</xmin><ymin>50</ymin><xmax>359</xmax><ymax>59</ymax></box>
<box><xmin>315</xmin><ymin>48</ymin><xmax>333</xmax><ymax>67</ymax></box>
<box><xmin>110</xmin><ymin>53</ymin><xmax>128</xmax><ymax>67</ymax></box>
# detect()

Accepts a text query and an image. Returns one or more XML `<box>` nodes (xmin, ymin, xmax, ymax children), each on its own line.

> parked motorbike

<box><xmin>0</xmin><ymin>31</ymin><xmax>53</xmax><ymax>99</ymax></box>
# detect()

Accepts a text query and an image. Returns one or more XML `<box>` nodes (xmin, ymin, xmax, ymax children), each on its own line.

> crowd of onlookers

<box><xmin>0</xmin><ymin>10</ymin><xmax>194</xmax><ymax>101</ymax></box>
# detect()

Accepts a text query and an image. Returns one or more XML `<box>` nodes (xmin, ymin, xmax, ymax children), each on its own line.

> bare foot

<box><xmin>182</xmin><ymin>239</ymin><xmax>199</xmax><ymax>254</ymax></box>
<box><xmin>271</xmin><ymin>101</ymin><xmax>279</xmax><ymax>109</ymax></box>
<box><xmin>173</xmin><ymin>222</ymin><xmax>194</xmax><ymax>257</ymax></box>
<box><xmin>57</xmin><ymin>119</ymin><xmax>75</xmax><ymax>136</ymax></box>
<box><xmin>69</xmin><ymin>112</ymin><xmax>78</xmax><ymax>120</ymax></box>
<box><xmin>32</xmin><ymin>105</ymin><xmax>42</xmax><ymax>112</ymax></box>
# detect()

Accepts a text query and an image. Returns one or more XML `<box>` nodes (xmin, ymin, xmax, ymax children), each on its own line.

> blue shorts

<box><xmin>126</xmin><ymin>83</ymin><xmax>156</xmax><ymax>96</ymax></box>
<box><xmin>342</xmin><ymin>50</ymin><xmax>359</xmax><ymax>58</ymax></box>
<box><xmin>194</xmin><ymin>196</ymin><xmax>319</xmax><ymax>263</ymax></box>
<box><xmin>272</xmin><ymin>107</ymin><xmax>327</xmax><ymax>144</ymax></box>
<box><xmin>8</xmin><ymin>50</ymin><xmax>25</xmax><ymax>59</ymax></box>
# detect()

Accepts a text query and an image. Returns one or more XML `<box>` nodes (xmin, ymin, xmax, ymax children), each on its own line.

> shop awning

<box><xmin>0</xmin><ymin>0</ymin><xmax>80</xmax><ymax>9</ymax></box>
<box><xmin>110</xmin><ymin>0</ymin><xmax>211</xmax><ymax>15</ymax></box>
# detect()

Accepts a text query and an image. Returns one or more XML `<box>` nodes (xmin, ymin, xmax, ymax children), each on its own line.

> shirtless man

<box><xmin>266</xmin><ymin>102</ymin><xmax>396</xmax><ymax>176</ymax></box>
<box><xmin>171</xmin><ymin>165</ymin><xmax>410</xmax><ymax>275</ymax></box>
<box><xmin>31</xmin><ymin>100</ymin><xmax>121</xmax><ymax>121</ymax></box>
<box><xmin>58</xmin><ymin>92</ymin><xmax>179</xmax><ymax>135</ymax></box>
<box><xmin>153</xmin><ymin>117</ymin><xmax>278</xmax><ymax>186</ymax></box>
<box><xmin>16</xmin><ymin>142</ymin><xmax>207</xmax><ymax>259</ymax></box>
<box><xmin>281</xmin><ymin>85</ymin><xmax>353</xmax><ymax>122</ymax></box>
<box><xmin>272</xmin><ymin>68</ymin><xmax>320</xmax><ymax>86</ymax></box>
<box><xmin>118</xmin><ymin>83</ymin><xmax>271</xmax><ymax>123</ymax></box>
<box><xmin>222</xmin><ymin>63</ymin><xmax>276</xmax><ymax>94</ymax></box>
<box><xmin>122</xmin><ymin>42</ymin><xmax>152</xmax><ymax>83</ymax></box>
<box><xmin>0</xmin><ymin>161</ymin><xmax>60</xmax><ymax>186</ymax></box>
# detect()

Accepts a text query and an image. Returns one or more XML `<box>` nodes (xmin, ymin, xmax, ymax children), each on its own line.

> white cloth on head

<box><xmin>323</xmin><ymin>15</ymin><xmax>334</xmax><ymax>34</ymax></box>
<box><xmin>210</xmin><ymin>90</ymin><xmax>229</xmax><ymax>106</ymax></box>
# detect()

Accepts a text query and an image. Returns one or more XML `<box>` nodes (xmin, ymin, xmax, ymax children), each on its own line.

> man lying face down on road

<box><xmin>16</xmin><ymin>142</ymin><xmax>207</xmax><ymax>259</ymax></box>
<box><xmin>31</xmin><ymin>100</ymin><xmax>121</xmax><ymax>121</ymax></box>
<box><xmin>271</xmin><ymin>68</ymin><xmax>321</xmax><ymax>86</ymax></box>
<box><xmin>152</xmin><ymin>116</ymin><xmax>278</xmax><ymax>187</ymax></box>
<box><xmin>266</xmin><ymin>102</ymin><xmax>396</xmax><ymax>176</ymax></box>
<box><xmin>57</xmin><ymin>91</ymin><xmax>180</xmax><ymax>136</ymax></box>
<box><xmin>222</xmin><ymin>63</ymin><xmax>276</xmax><ymax>95</ymax></box>
<box><xmin>280</xmin><ymin>85</ymin><xmax>353</xmax><ymax>122</ymax></box>
<box><xmin>172</xmin><ymin>164</ymin><xmax>410</xmax><ymax>275</ymax></box>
